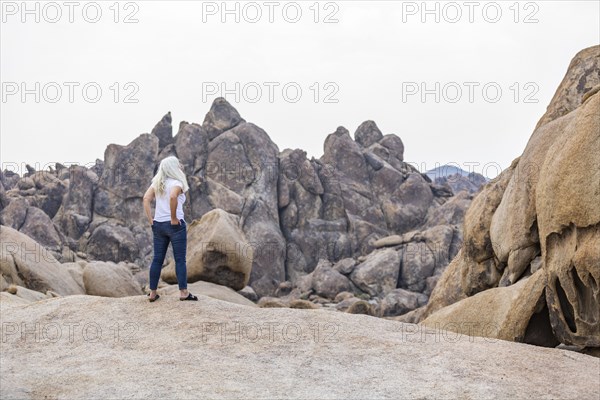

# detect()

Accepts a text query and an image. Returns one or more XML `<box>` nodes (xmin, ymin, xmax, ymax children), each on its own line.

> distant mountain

<box><xmin>425</xmin><ymin>165</ymin><xmax>479</xmax><ymax>180</ymax></box>
<box><xmin>425</xmin><ymin>165</ymin><xmax>487</xmax><ymax>195</ymax></box>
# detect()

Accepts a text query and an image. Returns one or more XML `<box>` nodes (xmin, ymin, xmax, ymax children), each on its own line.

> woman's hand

<box><xmin>171</xmin><ymin>217</ymin><xmax>180</xmax><ymax>225</ymax></box>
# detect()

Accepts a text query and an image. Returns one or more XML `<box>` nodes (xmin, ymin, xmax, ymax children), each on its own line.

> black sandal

<box><xmin>148</xmin><ymin>294</ymin><xmax>160</xmax><ymax>302</ymax></box>
<box><xmin>180</xmin><ymin>293</ymin><xmax>198</xmax><ymax>301</ymax></box>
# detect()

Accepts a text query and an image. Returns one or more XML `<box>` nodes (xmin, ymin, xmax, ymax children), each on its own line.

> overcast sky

<box><xmin>1</xmin><ymin>0</ymin><xmax>598</xmax><ymax>178</ymax></box>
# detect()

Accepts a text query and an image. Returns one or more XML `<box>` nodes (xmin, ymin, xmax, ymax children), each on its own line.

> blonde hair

<box><xmin>151</xmin><ymin>156</ymin><xmax>189</xmax><ymax>195</ymax></box>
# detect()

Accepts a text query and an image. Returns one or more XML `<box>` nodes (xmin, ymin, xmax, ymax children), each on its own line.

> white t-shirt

<box><xmin>154</xmin><ymin>178</ymin><xmax>186</xmax><ymax>222</ymax></box>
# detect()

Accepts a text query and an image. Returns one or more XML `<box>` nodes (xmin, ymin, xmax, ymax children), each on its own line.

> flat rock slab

<box><xmin>1</xmin><ymin>294</ymin><xmax>598</xmax><ymax>399</ymax></box>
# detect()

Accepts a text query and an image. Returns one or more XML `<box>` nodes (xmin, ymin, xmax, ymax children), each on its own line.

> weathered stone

<box><xmin>332</xmin><ymin>258</ymin><xmax>356</xmax><ymax>275</ymax></box>
<box><xmin>151</xmin><ymin>112</ymin><xmax>173</xmax><ymax>151</ymax></box>
<box><xmin>421</xmin><ymin>269</ymin><xmax>558</xmax><ymax>347</ymax></box>
<box><xmin>380</xmin><ymin>288</ymin><xmax>428</xmax><ymax>317</ymax></box>
<box><xmin>535</xmin><ymin>45</ymin><xmax>599</xmax><ymax>128</ymax></box>
<box><xmin>86</xmin><ymin>223</ymin><xmax>139</xmax><ymax>263</ymax></box>
<box><xmin>161</xmin><ymin>209</ymin><xmax>253</xmax><ymax>291</ymax></box>
<box><xmin>349</xmin><ymin>248</ymin><xmax>401</xmax><ymax>297</ymax></box>
<box><xmin>536</xmin><ymin>90</ymin><xmax>600</xmax><ymax>347</ymax></box>
<box><xmin>202</xmin><ymin>97</ymin><xmax>245</xmax><ymax>140</ymax></box>
<box><xmin>0</xmin><ymin>226</ymin><xmax>83</xmax><ymax>296</ymax></box>
<box><xmin>83</xmin><ymin>261</ymin><xmax>143</xmax><ymax>297</ymax></box>
<box><xmin>354</xmin><ymin>120</ymin><xmax>383</xmax><ymax>148</ymax></box>
<box><xmin>53</xmin><ymin>166</ymin><xmax>97</xmax><ymax>240</ymax></box>
<box><xmin>311</xmin><ymin>259</ymin><xmax>354</xmax><ymax>299</ymax></box>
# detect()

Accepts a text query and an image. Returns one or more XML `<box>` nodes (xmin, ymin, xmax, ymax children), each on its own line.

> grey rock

<box><xmin>354</xmin><ymin>120</ymin><xmax>383</xmax><ymax>148</ymax></box>
<box><xmin>349</xmin><ymin>248</ymin><xmax>401</xmax><ymax>297</ymax></box>
<box><xmin>85</xmin><ymin>223</ymin><xmax>139</xmax><ymax>263</ymax></box>
<box><xmin>380</xmin><ymin>288</ymin><xmax>428</xmax><ymax>317</ymax></box>
<box><xmin>202</xmin><ymin>97</ymin><xmax>245</xmax><ymax>140</ymax></box>
<box><xmin>151</xmin><ymin>112</ymin><xmax>173</xmax><ymax>151</ymax></box>
<box><xmin>311</xmin><ymin>259</ymin><xmax>354</xmax><ymax>299</ymax></box>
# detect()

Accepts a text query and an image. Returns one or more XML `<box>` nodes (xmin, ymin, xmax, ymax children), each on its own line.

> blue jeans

<box><xmin>149</xmin><ymin>219</ymin><xmax>187</xmax><ymax>290</ymax></box>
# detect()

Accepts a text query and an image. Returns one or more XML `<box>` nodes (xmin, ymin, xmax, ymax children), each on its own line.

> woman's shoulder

<box><xmin>165</xmin><ymin>178</ymin><xmax>183</xmax><ymax>187</ymax></box>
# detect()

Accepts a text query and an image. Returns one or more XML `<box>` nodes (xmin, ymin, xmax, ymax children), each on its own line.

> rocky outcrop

<box><xmin>82</xmin><ymin>261</ymin><xmax>143</xmax><ymax>297</ymax></box>
<box><xmin>421</xmin><ymin>269</ymin><xmax>558</xmax><ymax>347</ymax></box>
<box><xmin>419</xmin><ymin>45</ymin><xmax>600</xmax><ymax>350</ymax></box>
<box><xmin>536</xmin><ymin>88</ymin><xmax>600</xmax><ymax>347</ymax></box>
<box><xmin>310</xmin><ymin>259</ymin><xmax>354</xmax><ymax>299</ymax></box>
<box><xmin>0</xmin><ymin>226</ymin><xmax>83</xmax><ymax>296</ymax></box>
<box><xmin>53</xmin><ymin>166</ymin><xmax>98</xmax><ymax>241</ymax></box>
<box><xmin>1</xmin><ymin>98</ymin><xmax>481</xmax><ymax>302</ymax></box>
<box><xmin>202</xmin><ymin>97</ymin><xmax>245</xmax><ymax>140</ymax></box>
<box><xmin>1</xmin><ymin>294</ymin><xmax>598</xmax><ymax>399</ymax></box>
<box><xmin>535</xmin><ymin>45</ymin><xmax>599</xmax><ymax>128</ymax></box>
<box><xmin>161</xmin><ymin>209</ymin><xmax>253</xmax><ymax>290</ymax></box>
<box><xmin>85</xmin><ymin>222</ymin><xmax>140</xmax><ymax>263</ymax></box>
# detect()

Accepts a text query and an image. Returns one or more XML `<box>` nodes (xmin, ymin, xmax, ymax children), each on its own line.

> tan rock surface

<box><xmin>460</xmin><ymin>161</ymin><xmax>516</xmax><ymax>295</ymax></box>
<box><xmin>489</xmin><ymin>111</ymin><xmax>576</xmax><ymax>286</ymax></box>
<box><xmin>157</xmin><ymin>280</ymin><xmax>257</xmax><ymax>308</ymax></box>
<box><xmin>0</xmin><ymin>226</ymin><xmax>84</xmax><ymax>296</ymax></box>
<box><xmin>536</xmin><ymin>91</ymin><xmax>600</xmax><ymax>346</ymax></box>
<box><xmin>82</xmin><ymin>261</ymin><xmax>143</xmax><ymax>297</ymax></box>
<box><xmin>1</xmin><ymin>294</ymin><xmax>598</xmax><ymax>399</ymax></box>
<box><xmin>421</xmin><ymin>269</ymin><xmax>558</xmax><ymax>346</ymax></box>
<box><xmin>419</xmin><ymin>47</ymin><xmax>600</xmax><ymax>350</ymax></box>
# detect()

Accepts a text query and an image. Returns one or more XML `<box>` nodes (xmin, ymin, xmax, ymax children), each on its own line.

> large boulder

<box><xmin>202</xmin><ymin>97</ymin><xmax>245</xmax><ymax>140</ymax></box>
<box><xmin>399</xmin><ymin>241</ymin><xmax>436</xmax><ymax>293</ymax></box>
<box><xmin>419</xmin><ymin>250</ymin><xmax>469</xmax><ymax>320</ymax></box>
<box><xmin>460</xmin><ymin>161</ymin><xmax>517</xmax><ymax>296</ymax></box>
<box><xmin>82</xmin><ymin>261</ymin><xmax>143</xmax><ymax>297</ymax></box>
<box><xmin>354</xmin><ymin>120</ymin><xmax>384</xmax><ymax>148</ymax></box>
<box><xmin>17</xmin><ymin>206</ymin><xmax>64</xmax><ymax>256</ymax></box>
<box><xmin>53</xmin><ymin>166</ymin><xmax>98</xmax><ymax>240</ymax></box>
<box><xmin>421</xmin><ymin>269</ymin><xmax>558</xmax><ymax>347</ymax></box>
<box><xmin>151</xmin><ymin>112</ymin><xmax>173</xmax><ymax>151</ymax></box>
<box><xmin>204</xmin><ymin>116</ymin><xmax>285</xmax><ymax>297</ymax></box>
<box><xmin>489</xmin><ymin>108</ymin><xmax>577</xmax><ymax>287</ymax></box>
<box><xmin>161</xmin><ymin>209</ymin><xmax>253</xmax><ymax>291</ymax></box>
<box><xmin>349</xmin><ymin>248</ymin><xmax>401</xmax><ymax>297</ymax></box>
<box><xmin>380</xmin><ymin>288</ymin><xmax>428</xmax><ymax>317</ymax></box>
<box><xmin>536</xmin><ymin>88</ymin><xmax>600</xmax><ymax>347</ymax></box>
<box><xmin>85</xmin><ymin>222</ymin><xmax>139</xmax><ymax>263</ymax></box>
<box><xmin>173</xmin><ymin>122</ymin><xmax>209</xmax><ymax>176</ymax></box>
<box><xmin>23</xmin><ymin>171</ymin><xmax>67</xmax><ymax>219</ymax></box>
<box><xmin>0</xmin><ymin>226</ymin><xmax>83</xmax><ymax>295</ymax></box>
<box><xmin>0</xmin><ymin>197</ymin><xmax>29</xmax><ymax>230</ymax></box>
<box><xmin>311</xmin><ymin>259</ymin><xmax>354</xmax><ymax>299</ymax></box>
<box><xmin>93</xmin><ymin>133</ymin><xmax>159</xmax><ymax>226</ymax></box>
<box><xmin>418</xmin><ymin>46</ymin><xmax>600</xmax><ymax>351</ymax></box>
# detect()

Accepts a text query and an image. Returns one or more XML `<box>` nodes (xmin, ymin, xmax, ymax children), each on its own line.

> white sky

<box><xmin>1</xmin><ymin>0</ymin><xmax>599</xmax><ymax>178</ymax></box>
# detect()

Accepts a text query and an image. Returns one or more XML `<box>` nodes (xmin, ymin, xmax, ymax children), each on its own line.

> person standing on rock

<box><xmin>143</xmin><ymin>156</ymin><xmax>198</xmax><ymax>302</ymax></box>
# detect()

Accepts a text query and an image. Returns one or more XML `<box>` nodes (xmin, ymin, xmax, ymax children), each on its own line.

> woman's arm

<box><xmin>143</xmin><ymin>186</ymin><xmax>155</xmax><ymax>226</ymax></box>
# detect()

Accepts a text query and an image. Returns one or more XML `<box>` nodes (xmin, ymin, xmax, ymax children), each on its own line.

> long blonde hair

<box><xmin>151</xmin><ymin>156</ymin><xmax>189</xmax><ymax>195</ymax></box>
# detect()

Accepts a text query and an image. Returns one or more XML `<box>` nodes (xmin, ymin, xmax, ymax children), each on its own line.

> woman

<box><xmin>143</xmin><ymin>156</ymin><xmax>198</xmax><ymax>302</ymax></box>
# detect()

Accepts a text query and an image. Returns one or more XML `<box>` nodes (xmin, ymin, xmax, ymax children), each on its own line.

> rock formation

<box><xmin>419</xmin><ymin>45</ymin><xmax>600</xmax><ymax>350</ymax></box>
<box><xmin>160</xmin><ymin>208</ymin><xmax>253</xmax><ymax>290</ymax></box>
<box><xmin>3</xmin><ymin>44</ymin><xmax>594</xmax><ymax>354</ymax></box>
<box><xmin>1</xmin><ymin>96</ymin><xmax>481</xmax><ymax>310</ymax></box>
